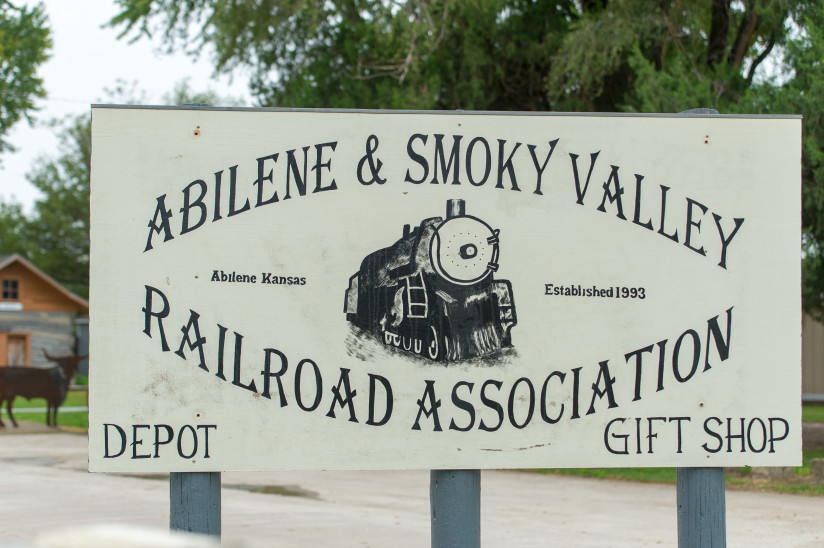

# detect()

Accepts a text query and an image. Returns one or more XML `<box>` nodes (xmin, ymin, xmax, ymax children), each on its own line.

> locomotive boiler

<box><xmin>344</xmin><ymin>199</ymin><xmax>516</xmax><ymax>362</ymax></box>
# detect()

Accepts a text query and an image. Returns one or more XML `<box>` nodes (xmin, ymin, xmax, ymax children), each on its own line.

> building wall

<box><xmin>0</xmin><ymin>311</ymin><xmax>78</xmax><ymax>366</ymax></box>
<box><xmin>803</xmin><ymin>314</ymin><xmax>824</xmax><ymax>397</ymax></box>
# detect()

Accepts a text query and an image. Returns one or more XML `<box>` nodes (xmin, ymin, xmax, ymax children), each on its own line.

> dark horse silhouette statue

<box><xmin>0</xmin><ymin>350</ymin><xmax>86</xmax><ymax>427</ymax></box>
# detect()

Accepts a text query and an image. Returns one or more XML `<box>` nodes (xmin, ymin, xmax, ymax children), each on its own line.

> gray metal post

<box><xmin>170</xmin><ymin>471</ymin><xmax>221</xmax><ymax>537</ymax></box>
<box><xmin>676</xmin><ymin>107</ymin><xmax>726</xmax><ymax>548</ymax></box>
<box><xmin>676</xmin><ymin>468</ymin><xmax>726</xmax><ymax>547</ymax></box>
<box><xmin>430</xmin><ymin>469</ymin><xmax>481</xmax><ymax>548</ymax></box>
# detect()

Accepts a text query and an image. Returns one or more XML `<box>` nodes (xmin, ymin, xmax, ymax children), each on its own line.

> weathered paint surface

<box><xmin>89</xmin><ymin>107</ymin><xmax>801</xmax><ymax>472</ymax></box>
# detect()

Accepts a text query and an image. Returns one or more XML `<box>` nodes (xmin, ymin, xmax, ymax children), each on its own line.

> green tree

<box><xmin>109</xmin><ymin>0</ymin><xmax>824</xmax><ymax>314</ymax></box>
<box><xmin>14</xmin><ymin>114</ymin><xmax>91</xmax><ymax>298</ymax></box>
<box><xmin>0</xmin><ymin>1</ymin><xmax>51</xmax><ymax>156</ymax></box>
<box><xmin>0</xmin><ymin>82</ymin><xmax>243</xmax><ymax>297</ymax></box>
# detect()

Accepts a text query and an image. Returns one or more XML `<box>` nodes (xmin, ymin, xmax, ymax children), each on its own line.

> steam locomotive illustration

<box><xmin>344</xmin><ymin>199</ymin><xmax>517</xmax><ymax>362</ymax></box>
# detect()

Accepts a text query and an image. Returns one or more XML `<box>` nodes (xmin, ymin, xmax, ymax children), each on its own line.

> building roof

<box><xmin>0</xmin><ymin>254</ymin><xmax>89</xmax><ymax>311</ymax></box>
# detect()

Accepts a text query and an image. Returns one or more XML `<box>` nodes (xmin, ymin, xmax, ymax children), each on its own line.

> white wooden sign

<box><xmin>89</xmin><ymin>107</ymin><xmax>801</xmax><ymax>472</ymax></box>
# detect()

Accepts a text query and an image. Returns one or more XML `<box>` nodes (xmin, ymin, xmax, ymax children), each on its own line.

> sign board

<box><xmin>89</xmin><ymin>107</ymin><xmax>801</xmax><ymax>472</ymax></box>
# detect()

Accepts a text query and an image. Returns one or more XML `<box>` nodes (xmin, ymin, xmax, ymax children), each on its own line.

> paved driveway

<box><xmin>0</xmin><ymin>429</ymin><xmax>822</xmax><ymax>547</ymax></box>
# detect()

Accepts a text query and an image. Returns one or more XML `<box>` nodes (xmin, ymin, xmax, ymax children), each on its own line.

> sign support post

<box><xmin>675</xmin><ymin>108</ymin><xmax>726</xmax><ymax>548</ymax></box>
<box><xmin>170</xmin><ymin>471</ymin><xmax>221</xmax><ymax>537</ymax></box>
<box><xmin>676</xmin><ymin>467</ymin><xmax>726</xmax><ymax>547</ymax></box>
<box><xmin>429</xmin><ymin>200</ymin><xmax>481</xmax><ymax>547</ymax></box>
<box><xmin>430</xmin><ymin>469</ymin><xmax>481</xmax><ymax>547</ymax></box>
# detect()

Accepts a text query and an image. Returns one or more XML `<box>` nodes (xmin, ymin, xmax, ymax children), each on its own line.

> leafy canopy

<box><xmin>0</xmin><ymin>1</ymin><xmax>51</xmax><ymax>156</ymax></box>
<box><xmin>0</xmin><ymin>82</ymin><xmax>243</xmax><ymax>298</ymax></box>
<box><xmin>107</xmin><ymin>0</ymin><xmax>824</xmax><ymax>316</ymax></box>
<box><xmin>5</xmin><ymin>1</ymin><xmax>821</xmax><ymax>308</ymax></box>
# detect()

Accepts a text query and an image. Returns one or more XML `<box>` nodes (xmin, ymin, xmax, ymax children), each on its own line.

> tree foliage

<box><xmin>0</xmin><ymin>0</ymin><xmax>51</xmax><ymax>156</ymax></box>
<box><xmin>5</xmin><ymin>1</ymin><xmax>819</xmax><ymax>307</ymax></box>
<box><xmin>0</xmin><ymin>82</ymin><xmax>242</xmax><ymax>298</ymax></box>
<box><xmin>107</xmin><ymin>0</ymin><xmax>824</xmax><ymax>315</ymax></box>
<box><xmin>18</xmin><ymin>114</ymin><xmax>91</xmax><ymax>298</ymax></box>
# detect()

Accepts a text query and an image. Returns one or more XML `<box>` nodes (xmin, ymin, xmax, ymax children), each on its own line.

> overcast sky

<box><xmin>0</xmin><ymin>0</ymin><xmax>251</xmax><ymax>212</ymax></box>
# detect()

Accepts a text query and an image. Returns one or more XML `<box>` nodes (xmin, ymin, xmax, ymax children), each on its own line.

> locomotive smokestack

<box><xmin>447</xmin><ymin>199</ymin><xmax>465</xmax><ymax>219</ymax></box>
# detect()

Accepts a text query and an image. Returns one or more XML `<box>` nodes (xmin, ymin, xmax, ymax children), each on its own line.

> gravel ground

<box><xmin>0</xmin><ymin>427</ymin><xmax>822</xmax><ymax>547</ymax></box>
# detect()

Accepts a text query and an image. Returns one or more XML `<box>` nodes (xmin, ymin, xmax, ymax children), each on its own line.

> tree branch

<box><xmin>707</xmin><ymin>0</ymin><xmax>730</xmax><ymax>67</ymax></box>
<box><xmin>729</xmin><ymin>1</ymin><xmax>758</xmax><ymax>67</ymax></box>
<box><xmin>746</xmin><ymin>33</ymin><xmax>776</xmax><ymax>85</ymax></box>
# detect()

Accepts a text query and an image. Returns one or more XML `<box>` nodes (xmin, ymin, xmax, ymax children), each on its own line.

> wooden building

<box><xmin>0</xmin><ymin>254</ymin><xmax>88</xmax><ymax>367</ymax></box>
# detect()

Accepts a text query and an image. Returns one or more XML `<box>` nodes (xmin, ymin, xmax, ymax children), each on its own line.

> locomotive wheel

<box><xmin>426</xmin><ymin>325</ymin><xmax>441</xmax><ymax>360</ymax></box>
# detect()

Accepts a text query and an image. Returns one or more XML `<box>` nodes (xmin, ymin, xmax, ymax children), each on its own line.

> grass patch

<box><xmin>8</xmin><ymin>388</ymin><xmax>87</xmax><ymax>409</ymax></box>
<box><xmin>536</xmin><ymin>466</ymin><xmax>676</xmax><ymax>484</ymax></box>
<box><xmin>803</xmin><ymin>405</ymin><xmax>824</xmax><ymax>423</ymax></box>
<box><xmin>0</xmin><ymin>388</ymin><xmax>88</xmax><ymax>429</ymax></box>
<box><xmin>6</xmin><ymin>411</ymin><xmax>89</xmax><ymax>429</ymax></box>
<box><xmin>537</xmin><ymin>449</ymin><xmax>824</xmax><ymax>496</ymax></box>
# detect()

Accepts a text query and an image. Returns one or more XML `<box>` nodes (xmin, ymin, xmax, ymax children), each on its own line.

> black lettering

<box><xmin>295</xmin><ymin>359</ymin><xmax>323</xmax><ymax>412</ymax></box>
<box><xmin>104</xmin><ymin>423</ymin><xmax>127</xmax><ymax>458</ymax></box>
<box><xmin>540</xmin><ymin>371</ymin><xmax>565</xmax><ymax>424</ymax></box>
<box><xmin>496</xmin><ymin>140</ymin><xmax>521</xmax><ymax>191</ymax></box>
<box><xmin>684</xmin><ymin>197</ymin><xmax>708</xmax><ymax>256</ymax></box>
<box><xmin>144</xmin><ymin>195</ymin><xmax>174</xmax><ymax>251</ymax></box>
<box><xmin>449</xmin><ymin>381</ymin><xmax>475</xmax><ymax>432</ymax></box>
<box><xmin>366</xmin><ymin>373</ymin><xmax>393</xmax><ymax>426</ymax></box>
<box><xmin>726</xmin><ymin>417</ymin><xmax>746</xmax><ymax>453</ymax></box>
<box><xmin>142</xmin><ymin>285</ymin><xmax>170</xmax><ymax>352</ymax></box>
<box><xmin>177</xmin><ymin>424</ymin><xmax>198</xmax><ymax>459</ymax></box>
<box><xmin>285</xmin><ymin>147</ymin><xmax>310</xmax><ymax>199</ymax></box>
<box><xmin>570</xmin><ymin>366</ymin><xmax>583</xmax><ymax>419</ymax></box>
<box><xmin>466</xmin><ymin>137</ymin><xmax>491</xmax><ymax>187</ymax></box>
<box><xmin>153</xmin><ymin>424</ymin><xmax>174</xmax><ymax>458</ymax></box>
<box><xmin>231</xmin><ymin>332</ymin><xmax>257</xmax><ymax>393</ymax></box>
<box><xmin>261</xmin><ymin>348</ymin><xmax>288</xmax><ymax>406</ymax></box>
<box><xmin>174</xmin><ymin>309</ymin><xmax>208</xmax><ymax>371</ymax></box>
<box><xmin>326</xmin><ymin>368</ymin><xmax>358</xmax><ymax>422</ymax></box>
<box><xmin>605</xmin><ymin>418</ymin><xmax>629</xmax><ymax>455</ymax></box>
<box><xmin>632</xmin><ymin>174</ymin><xmax>654</xmax><ymax>230</ymax></box>
<box><xmin>702</xmin><ymin>417</ymin><xmax>723</xmax><ymax>453</ymax></box>
<box><xmin>508</xmin><ymin>377</ymin><xmax>535</xmax><ymax>429</ymax></box>
<box><xmin>253</xmin><ymin>154</ymin><xmax>280</xmax><ymax>206</ymax></box>
<box><xmin>769</xmin><ymin>418</ymin><xmax>789</xmax><ymax>453</ymax></box>
<box><xmin>747</xmin><ymin>418</ymin><xmax>767</xmax><ymax>453</ymax></box>
<box><xmin>312</xmin><ymin>142</ymin><xmax>338</xmax><ymax>193</ymax></box>
<box><xmin>669</xmin><ymin>417</ymin><xmax>690</xmax><ymax>454</ymax></box>
<box><xmin>625</xmin><ymin>344</ymin><xmax>654</xmax><ymax>402</ymax></box>
<box><xmin>478</xmin><ymin>380</ymin><xmax>504</xmax><ymax>432</ymax></box>
<box><xmin>713</xmin><ymin>214</ymin><xmax>745</xmax><ymax>269</ymax></box>
<box><xmin>412</xmin><ymin>380</ymin><xmax>442</xmax><ymax>431</ymax></box>
<box><xmin>657</xmin><ymin>185</ymin><xmax>679</xmax><ymax>242</ymax></box>
<box><xmin>226</xmin><ymin>165</ymin><xmax>251</xmax><ymax>216</ymax></box>
<box><xmin>673</xmin><ymin>329</ymin><xmax>701</xmax><ymax>383</ymax></box>
<box><xmin>404</xmin><ymin>134</ymin><xmax>429</xmax><ymax>184</ymax></box>
<box><xmin>570</xmin><ymin>151</ymin><xmax>600</xmax><ymax>205</ymax></box>
<box><xmin>528</xmin><ymin>139</ymin><xmax>559</xmax><ymax>195</ymax></box>
<box><xmin>586</xmin><ymin>360</ymin><xmax>618</xmax><ymax>415</ymax></box>
<box><xmin>179</xmin><ymin>180</ymin><xmax>208</xmax><ymax>235</ymax></box>
<box><xmin>596</xmin><ymin>165</ymin><xmax>627</xmax><ymax>220</ymax></box>
<box><xmin>431</xmin><ymin>134</ymin><xmax>462</xmax><ymax>185</ymax></box>
<box><xmin>131</xmin><ymin>424</ymin><xmax>151</xmax><ymax>459</ymax></box>
<box><xmin>704</xmin><ymin>307</ymin><xmax>733</xmax><ymax>371</ymax></box>
<box><xmin>215</xmin><ymin>324</ymin><xmax>228</xmax><ymax>381</ymax></box>
<box><xmin>197</xmin><ymin>425</ymin><xmax>216</xmax><ymax>458</ymax></box>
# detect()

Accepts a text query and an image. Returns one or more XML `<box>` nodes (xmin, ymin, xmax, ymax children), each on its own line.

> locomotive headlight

<box><xmin>429</xmin><ymin>216</ymin><xmax>500</xmax><ymax>285</ymax></box>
